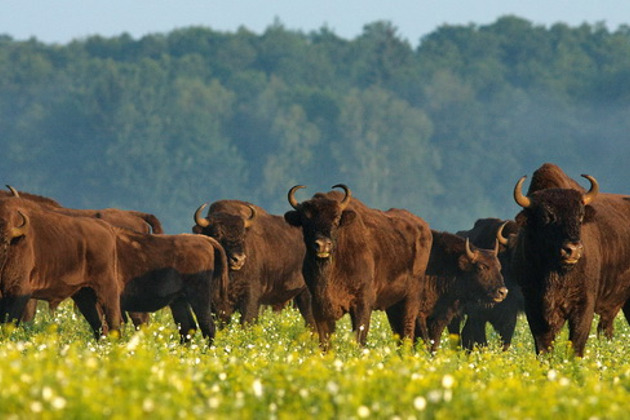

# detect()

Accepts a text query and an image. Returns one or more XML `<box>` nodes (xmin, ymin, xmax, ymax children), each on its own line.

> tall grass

<box><xmin>1</xmin><ymin>301</ymin><xmax>629</xmax><ymax>419</ymax></box>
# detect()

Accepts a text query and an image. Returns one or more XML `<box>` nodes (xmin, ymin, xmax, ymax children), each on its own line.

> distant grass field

<box><xmin>1</xmin><ymin>302</ymin><xmax>629</xmax><ymax>419</ymax></box>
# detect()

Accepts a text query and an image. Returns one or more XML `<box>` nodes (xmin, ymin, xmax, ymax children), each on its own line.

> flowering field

<box><xmin>1</xmin><ymin>303</ymin><xmax>629</xmax><ymax>419</ymax></box>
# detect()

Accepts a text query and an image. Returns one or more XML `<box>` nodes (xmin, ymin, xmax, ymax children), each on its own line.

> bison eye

<box><xmin>477</xmin><ymin>264</ymin><xmax>487</xmax><ymax>272</ymax></box>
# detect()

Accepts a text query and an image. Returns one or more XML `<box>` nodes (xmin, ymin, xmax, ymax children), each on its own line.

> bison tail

<box><xmin>211</xmin><ymin>238</ymin><xmax>229</xmax><ymax>302</ymax></box>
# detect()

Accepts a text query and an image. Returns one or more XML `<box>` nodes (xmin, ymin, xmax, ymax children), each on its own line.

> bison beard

<box><xmin>285</xmin><ymin>184</ymin><xmax>433</xmax><ymax>349</ymax></box>
<box><xmin>511</xmin><ymin>165</ymin><xmax>630</xmax><ymax>357</ymax></box>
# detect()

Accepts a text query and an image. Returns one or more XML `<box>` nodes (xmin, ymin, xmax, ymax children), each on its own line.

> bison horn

<box><xmin>513</xmin><ymin>176</ymin><xmax>531</xmax><ymax>208</ymax></box>
<box><xmin>244</xmin><ymin>205</ymin><xmax>257</xmax><ymax>228</ymax></box>
<box><xmin>6</xmin><ymin>185</ymin><xmax>19</xmax><ymax>198</ymax></box>
<box><xmin>496</xmin><ymin>221</ymin><xmax>509</xmax><ymax>246</ymax></box>
<box><xmin>581</xmin><ymin>174</ymin><xmax>599</xmax><ymax>205</ymax></box>
<box><xmin>465</xmin><ymin>238</ymin><xmax>478</xmax><ymax>262</ymax></box>
<box><xmin>194</xmin><ymin>203</ymin><xmax>210</xmax><ymax>228</ymax></box>
<box><xmin>11</xmin><ymin>210</ymin><xmax>28</xmax><ymax>238</ymax></box>
<box><xmin>288</xmin><ymin>185</ymin><xmax>306</xmax><ymax>209</ymax></box>
<box><xmin>332</xmin><ymin>184</ymin><xmax>351</xmax><ymax>210</ymax></box>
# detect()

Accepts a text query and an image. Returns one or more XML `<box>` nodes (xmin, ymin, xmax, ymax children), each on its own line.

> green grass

<box><xmin>1</xmin><ymin>302</ymin><xmax>630</xmax><ymax>419</ymax></box>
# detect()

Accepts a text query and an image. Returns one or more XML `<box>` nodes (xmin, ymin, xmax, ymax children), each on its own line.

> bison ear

<box><xmin>515</xmin><ymin>211</ymin><xmax>528</xmax><ymax>227</ymax></box>
<box><xmin>339</xmin><ymin>210</ymin><xmax>357</xmax><ymax>227</ymax></box>
<box><xmin>583</xmin><ymin>205</ymin><xmax>596</xmax><ymax>223</ymax></box>
<box><xmin>284</xmin><ymin>211</ymin><xmax>302</xmax><ymax>227</ymax></box>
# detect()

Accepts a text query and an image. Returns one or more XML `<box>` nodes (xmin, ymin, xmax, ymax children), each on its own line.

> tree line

<box><xmin>1</xmin><ymin>16</ymin><xmax>630</xmax><ymax>233</ymax></box>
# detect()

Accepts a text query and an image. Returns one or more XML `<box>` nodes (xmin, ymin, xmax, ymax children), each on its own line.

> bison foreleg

<box><xmin>349</xmin><ymin>303</ymin><xmax>372</xmax><ymax>346</ymax></box>
<box><xmin>72</xmin><ymin>288</ymin><xmax>106</xmax><ymax>339</ymax></box>
<box><xmin>294</xmin><ymin>288</ymin><xmax>316</xmax><ymax>329</ymax></box>
<box><xmin>568</xmin><ymin>309</ymin><xmax>595</xmax><ymax>357</ymax></box>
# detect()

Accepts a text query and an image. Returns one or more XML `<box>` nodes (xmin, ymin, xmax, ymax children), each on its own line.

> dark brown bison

<box><xmin>447</xmin><ymin>218</ymin><xmax>523</xmax><ymax>350</ymax></box>
<box><xmin>193</xmin><ymin>200</ymin><xmax>314</xmax><ymax>326</ymax></box>
<box><xmin>511</xmin><ymin>166</ymin><xmax>630</xmax><ymax>356</ymax></box>
<box><xmin>75</xmin><ymin>230</ymin><xmax>229</xmax><ymax>344</ymax></box>
<box><xmin>417</xmin><ymin>230</ymin><xmax>507</xmax><ymax>352</ymax></box>
<box><xmin>284</xmin><ymin>184</ymin><xmax>433</xmax><ymax>348</ymax></box>
<box><xmin>0</xmin><ymin>197</ymin><xmax>123</xmax><ymax>337</ymax></box>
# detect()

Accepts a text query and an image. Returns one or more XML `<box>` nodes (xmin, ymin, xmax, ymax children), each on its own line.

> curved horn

<box><xmin>465</xmin><ymin>238</ymin><xmax>477</xmax><ymax>262</ymax></box>
<box><xmin>6</xmin><ymin>185</ymin><xmax>19</xmax><ymax>198</ymax></box>
<box><xmin>331</xmin><ymin>184</ymin><xmax>351</xmax><ymax>210</ymax></box>
<box><xmin>581</xmin><ymin>174</ymin><xmax>599</xmax><ymax>205</ymax></box>
<box><xmin>496</xmin><ymin>221</ymin><xmax>509</xmax><ymax>246</ymax></box>
<box><xmin>193</xmin><ymin>203</ymin><xmax>210</xmax><ymax>228</ymax></box>
<box><xmin>11</xmin><ymin>210</ymin><xmax>28</xmax><ymax>238</ymax></box>
<box><xmin>243</xmin><ymin>205</ymin><xmax>257</xmax><ymax>229</ymax></box>
<box><xmin>513</xmin><ymin>176</ymin><xmax>531</xmax><ymax>209</ymax></box>
<box><xmin>288</xmin><ymin>185</ymin><xmax>306</xmax><ymax>209</ymax></box>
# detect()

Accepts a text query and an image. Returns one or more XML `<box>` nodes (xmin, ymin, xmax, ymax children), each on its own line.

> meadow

<box><xmin>1</xmin><ymin>303</ymin><xmax>629</xmax><ymax>419</ymax></box>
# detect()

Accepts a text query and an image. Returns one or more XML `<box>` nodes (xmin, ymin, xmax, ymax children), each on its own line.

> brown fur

<box><xmin>194</xmin><ymin>200</ymin><xmax>314</xmax><ymax>326</ymax></box>
<box><xmin>285</xmin><ymin>187</ymin><xmax>433</xmax><ymax>348</ymax></box>
<box><xmin>103</xmin><ymin>229</ymin><xmax>229</xmax><ymax>344</ymax></box>
<box><xmin>0</xmin><ymin>197</ymin><xmax>122</xmax><ymax>338</ymax></box>
<box><xmin>513</xmin><ymin>164</ymin><xmax>630</xmax><ymax>356</ymax></box>
<box><xmin>416</xmin><ymin>230</ymin><xmax>506</xmax><ymax>352</ymax></box>
<box><xmin>449</xmin><ymin>219</ymin><xmax>523</xmax><ymax>350</ymax></box>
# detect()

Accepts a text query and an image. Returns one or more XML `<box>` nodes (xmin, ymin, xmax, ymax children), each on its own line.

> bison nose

<box><xmin>314</xmin><ymin>238</ymin><xmax>333</xmax><ymax>258</ymax></box>
<box><xmin>494</xmin><ymin>287</ymin><xmax>508</xmax><ymax>303</ymax></box>
<box><xmin>228</xmin><ymin>253</ymin><xmax>246</xmax><ymax>270</ymax></box>
<box><xmin>560</xmin><ymin>241</ymin><xmax>583</xmax><ymax>263</ymax></box>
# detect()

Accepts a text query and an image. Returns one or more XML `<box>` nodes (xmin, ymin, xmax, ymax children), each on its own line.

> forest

<box><xmin>2</xmin><ymin>15</ymin><xmax>630</xmax><ymax>233</ymax></box>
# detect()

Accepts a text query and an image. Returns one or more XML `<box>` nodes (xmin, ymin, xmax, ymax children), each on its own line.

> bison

<box><xmin>284</xmin><ymin>184</ymin><xmax>433</xmax><ymax>348</ymax></box>
<box><xmin>77</xmin><ymin>229</ymin><xmax>229</xmax><ymax>344</ymax></box>
<box><xmin>448</xmin><ymin>218</ymin><xmax>523</xmax><ymax>351</ymax></box>
<box><xmin>417</xmin><ymin>230</ymin><xmax>507</xmax><ymax>352</ymax></box>
<box><xmin>511</xmin><ymin>166</ymin><xmax>630</xmax><ymax>356</ymax></box>
<box><xmin>5</xmin><ymin>186</ymin><xmax>160</xmax><ymax>325</ymax></box>
<box><xmin>193</xmin><ymin>200</ymin><xmax>314</xmax><ymax>326</ymax></box>
<box><xmin>0</xmin><ymin>197</ymin><xmax>123</xmax><ymax>338</ymax></box>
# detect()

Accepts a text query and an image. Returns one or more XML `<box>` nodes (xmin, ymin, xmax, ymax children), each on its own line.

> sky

<box><xmin>1</xmin><ymin>0</ymin><xmax>629</xmax><ymax>47</ymax></box>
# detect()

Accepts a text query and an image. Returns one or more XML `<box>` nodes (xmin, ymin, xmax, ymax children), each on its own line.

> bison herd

<box><xmin>1</xmin><ymin>163</ymin><xmax>629</xmax><ymax>357</ymax></box>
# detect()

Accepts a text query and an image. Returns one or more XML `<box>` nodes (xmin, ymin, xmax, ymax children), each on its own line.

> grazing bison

<box><xmin>512</xmin><ymin>167</ymin><xmax>630</xmax><ymax>356</ymax></box>
<box><xmin>417</xmin><ymin>230</ymin><xmax>507</xmax><ymax>352</ymax></box>
<box><xmin>448</xmin><ymin>218</ymin><xmax>523</xmax><ymax>351</ymax></box>
<box><xmin>284</xmin><ymin>184</ymin><xmax>433</xmax><ymax>348</ymax></box>
<box><xmin>193</xmin><ymin>200</ymin><xmax>314</xmax><ymax>326</ymax></box>
<box><xmin>0</xmin><ymin>198</ymin><xmax>122</xmax><ymax>337</ymax></box>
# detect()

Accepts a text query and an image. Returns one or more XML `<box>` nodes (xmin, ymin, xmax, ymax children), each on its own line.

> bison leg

<box><xmin>415</xmin><ymin>315</ymin><xmax>430</xmax><ymax>345</ymax></box>
<box><xmin>313</xmin><ymin>315</ymin><xmax>336</xmax><ymax>351</ymax></box>
<box><xmin>461</xmin><ymin>314</ymin><xmax>488</xmax><ymax>351</ymax></box>
<box><xmin>169</xmin><ymin>298</ymin><xmax>198</xmax><ymax>343</ymax></box>
<box><xmin>238</xmin><ymin>291</ymin><xmax>261</xmax><ymax>325</ymax></box>
<box><xmin>72</xmin><ymin>288</ymin><xmax>106</xmax><ymax>339</ymax></box>
<box><xmin>0</xmin><ymin>295</ymin><xmax>31</xmax><ymax>324</ymax></box>
<box><xmin>385</xmin><ymin>301</ymin><xmax>405</xmax><ymax>340</ymax></box>
<box><xmin>489</xmin><ymin>308</ymin><xmax>519</xmax><ymax>351</ymax></box>
<box><xmin>187</xmin><ymin>296</ymin><xmax>216</xmax><ymax>345</ymax></box>
<box><xmin>94</xmin><ymin>285</ymin><xmax>122</xmax><ymax>337</ymax></box>
<box><xmin>294</xmin><ymin>288</ymin><xmax>316</xmax><ymax>328</ymax></box>
<box><xmin>20</xmin><ymin>299</ymin><xmax>39</xmax><ymax>323</ymax></box>
<box><xmin>349</xmin><ymin>303</ymin><xmax>372</xmax><ymax>346</ymax></box>
<box><xmin>568</xmin><ymin>308</ymin><xmax>595</xmax><ymax>357</ymax></box>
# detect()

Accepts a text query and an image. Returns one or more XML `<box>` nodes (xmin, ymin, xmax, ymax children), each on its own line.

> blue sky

<box><xmin>2</xmin><ymin>0</ymin><xmax>629</xmax><ymax>46</ymax></box>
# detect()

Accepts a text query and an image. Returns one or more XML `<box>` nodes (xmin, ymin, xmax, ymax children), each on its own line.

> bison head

<box><xmin>284</xmin><ymin>184</ymin><xmax>355</xmax><ymax>260</ymax></box>
<box><xmin>459</xmin><ymin>238</ymin><xmax>508</xmax><ymax>304</ymax></box>
<box><xmin>513</xmin><ymin>174</ymin><xmax>598</xmax><ymax>271</ymax></box>
<box><xmin>193</xmin><ymin>203</ymin><xmax>256</xmax><ymax>271</ymax></box>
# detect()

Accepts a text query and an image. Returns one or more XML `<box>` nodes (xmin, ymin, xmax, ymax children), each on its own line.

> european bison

<box><xmin>418</xmin><ymin>230</ymin><xmax>507</xmax><ymax>352</ymax></box>
<box><xmin>512</xmin><ymin>166</ymin><xmax>630</xmax><ymax>356</ymax></box>
<box><xmin>448</xmin><ymin>218</ymin><xmax>523</xmax><ymax>351</ymax></box>
<box><xmin>0</xmin><ymin>197</ymin><xmax>123</xmax><ymax>338</ymax></box>
<box><xmin>193</xmin><ymin>200</ymin><xmax>314</xmax><ymax>326</ymax></box>
<box><xmin>284</xmin><ymin>184</ymin><xmax>433</xmax><ymax>348</ymax></box>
